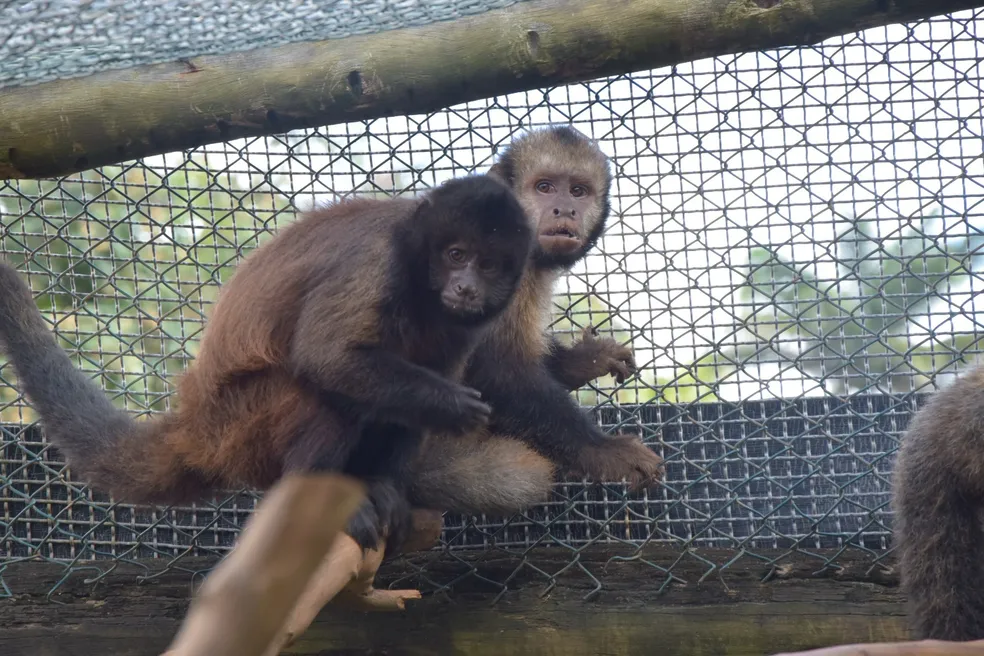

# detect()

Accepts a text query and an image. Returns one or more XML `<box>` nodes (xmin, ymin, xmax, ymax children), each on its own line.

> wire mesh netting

<box><xmin>0</xmin><ymin>0</ymin><xmax>531</xmax><ymax>90</ymax></box>
<box><xmin>3</xmin><ymin>7</ymin><xmax>984</xmax><ymax>598</ymax></box>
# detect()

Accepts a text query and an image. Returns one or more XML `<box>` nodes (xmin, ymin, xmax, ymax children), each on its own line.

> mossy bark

<box><xmin>1</xmin><ymin>0</ymin><xmax>982</xmax><ymax>180</ymax></box>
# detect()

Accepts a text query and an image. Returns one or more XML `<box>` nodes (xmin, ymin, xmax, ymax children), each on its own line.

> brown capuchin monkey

<box><xmin>262</xmin><ymin>128</ymin><xmax>663</xmax><ymax>652</ymax></box>
<box><xmin>0</xmin><ymin>174</ymin><xmax>533</xmax><ymax>552</ymax></box>
<box><xmin>408</xmin><ymin>125</ymin><xmax>664</xmax><ymax>517</ymax></box>
<box><xmin>893</xmin><ymin>363</ymin><xmax>984</xmax><ymax>640</ymax></box>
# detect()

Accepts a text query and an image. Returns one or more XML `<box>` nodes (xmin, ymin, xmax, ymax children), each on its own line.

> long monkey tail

<box><xmin>409</xmin><ymin>434</ymin><xmax>556</xmax><ymax>516</ymax></box>
<box><xmin>0</xmin><ymin>262</ymin><xmax>207</xmax><ymax>504</ymax></box>
<box><xmin>893</xmin><ymin>367</ymin><xmax>984</xmax><ymax>640</ymax></box>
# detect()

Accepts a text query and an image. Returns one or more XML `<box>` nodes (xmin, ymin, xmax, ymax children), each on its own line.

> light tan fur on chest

<box><xmin>490</xmin><ymin>268</ymin><xmax>558</xmax><ymax>362</ymax></box>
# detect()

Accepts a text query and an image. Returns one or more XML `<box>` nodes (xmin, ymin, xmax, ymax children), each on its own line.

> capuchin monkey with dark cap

<box><xmin>0</xmin><ymin>174</ymin><xmax>534</xmax><ymax>552</ymax></box>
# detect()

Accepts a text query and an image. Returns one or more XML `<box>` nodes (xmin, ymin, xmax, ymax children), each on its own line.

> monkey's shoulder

<box><xmin>900</xmin><ymin>362</ymin><xmax>984</xmax><ymax>459</ymax></box>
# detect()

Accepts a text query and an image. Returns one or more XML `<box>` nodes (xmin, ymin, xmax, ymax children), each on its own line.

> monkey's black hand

<box><xmin>428</xmin><ymin>383</ymin><xmax>492</xmax><ymax>436</ymax></box>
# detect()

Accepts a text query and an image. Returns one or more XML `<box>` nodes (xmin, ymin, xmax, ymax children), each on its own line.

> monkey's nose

<box><xmin>455</xmin><ymin>284</ymin><xmax>477</xmax><ymax>300</ymax></box>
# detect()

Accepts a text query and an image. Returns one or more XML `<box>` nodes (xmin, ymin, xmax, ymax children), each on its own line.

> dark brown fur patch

<box><xmin>893</xmin><ymin>363</ymin><xmax>984</xmax><ymax>639</ymax></box>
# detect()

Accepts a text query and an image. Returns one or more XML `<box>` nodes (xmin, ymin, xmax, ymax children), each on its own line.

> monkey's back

<box><xmin>894</xmin><ymin>363</ymin><xmax>984</xmax><ymax>640</ymax></box>
<box><xmin>167</xmin><ymin>196</ymin><xmax>420</xmax><ymax>488</ymax></box>
<box><xmin>194</xmin><ymin>196</ymin><xmax>418</xmax><ymax>385</ymax></box>
<box><xmin>895</xmin><ymin>365</ymin><xmax>984</xmax><ymax>487</ymax></box>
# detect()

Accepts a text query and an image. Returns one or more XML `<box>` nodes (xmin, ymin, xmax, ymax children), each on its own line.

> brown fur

<box><xmin>408</xmin><ymin>126</ymin><xmax>662</xmax><ymax>519</ymax></box>
<box><xmin>893</xmin><ymin>363</ymin><xmax>984</xmax><ymax>640</ymax></box>
<box><xmin>0</xmin><ymin>175</ymin><xmax>534</xmax><ymax>550</ymax></box>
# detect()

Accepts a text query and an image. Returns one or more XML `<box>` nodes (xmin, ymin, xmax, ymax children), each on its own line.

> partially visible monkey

<box><xmin>893</xmin><ymin>363</ymin><xmax>984</xmax><ymax>640</ymax></box>
<box><xmin>408</xmin><ymin>126</ymin><xmax>662</xmax><ymax>517</ymax></box>
<box><xmin>0</xmin><ymin>174</ymin><xmax>533</xmax><ymax>551</ymax></box>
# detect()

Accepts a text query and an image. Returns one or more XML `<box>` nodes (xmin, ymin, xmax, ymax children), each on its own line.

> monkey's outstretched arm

<box><xmin>289</xmin><ymin>298</ymin><xmax>489</xmax><ymax>435</ymax></box>
<box><xmin>544</xmin><ymin>325</ymin><xmax>637</xmax><ymax>391</ymax></box>
<box><xmin>469</xmin><ymin>350</ymin><xmax>661</xmax><ymax>489</ymax></box>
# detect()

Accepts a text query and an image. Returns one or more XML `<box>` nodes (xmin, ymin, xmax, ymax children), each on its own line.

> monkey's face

<box><xmin>522</xmin><ymin>171</ymin><xmax>606</xmax><ymax>269</ymax></box>
<box><xmin>432</xmin><ymin>241</ymin><xmax>524</xmax><ymax>324</ymax></box>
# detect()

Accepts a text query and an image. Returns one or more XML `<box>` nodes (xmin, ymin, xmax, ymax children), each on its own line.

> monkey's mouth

<box><xmin>540</xmin><ymin>223</ymin><xmax>583</xmax><ymax>253</ymax></box>
<box><xmin>441</xmin><ymin>294</ymin><xmax>486</xmax><ymax>319</ymax></box>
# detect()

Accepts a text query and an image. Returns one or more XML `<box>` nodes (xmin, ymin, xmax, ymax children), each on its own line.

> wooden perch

<box><xmin>162</xmin><ymin>473</ymin><xmax>365</xmax><ymax>656</ymax></box>
<box><xmin>774</xmin><ymin>638</ymin><xmax>984</xmax><ymax>655</ymax></box>
<box><xmin>261</xmin><ymin>509</ymin><xmax>444</xmax><ymax>656</ymax></box>
<box><xmin>3</xmin><ymin>0</ymin><xmax>984</xmax><ymax>179</ymax></box>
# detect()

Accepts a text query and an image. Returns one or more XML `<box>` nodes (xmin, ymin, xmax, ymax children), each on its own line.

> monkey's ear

<box><xmin>410</xmin><ymin>196</ymin><xmax>435</xmax><ymax>230</ymax></box>
<box><xmin>413</xmin><ymin>195</ymin><xmax>433</xmax><ymax>216</ymax></box>
<box><xmin>488</xmin><ymin>163</ymin><xmax>509</xmax><ymax>184</ymax></box>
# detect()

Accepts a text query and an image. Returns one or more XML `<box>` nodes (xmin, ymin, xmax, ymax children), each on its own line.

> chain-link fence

<box><xmin>3</xmin><ymin>6</ymin><xmax>984</xmax><ymax>600</ymax></box>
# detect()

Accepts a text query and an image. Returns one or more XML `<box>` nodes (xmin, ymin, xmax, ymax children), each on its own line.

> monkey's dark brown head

<box><xmin>411</xmin><ymin>175</ymin><xmax>532</xmax><ymax>325</ymax></box>
<box><xmin>488</xmin><ymin>125</ymin><xmax>612</xmax><ymax>270</ymax></box>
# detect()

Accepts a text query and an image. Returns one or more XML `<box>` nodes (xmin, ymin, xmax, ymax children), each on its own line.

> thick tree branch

<box><xmin>2</xmin><ymin>0</ymin><xmax>982</xmax><ymax>180</ymax></box>
<box><xmin>774</xmin><ymin>639</ymin><xmax>984</xmax><ymax>655</ymax></box>
<box><xmin>162</xmin><ymin>473</ymin><xmax>365</xmax><ymax>656</ymax></box>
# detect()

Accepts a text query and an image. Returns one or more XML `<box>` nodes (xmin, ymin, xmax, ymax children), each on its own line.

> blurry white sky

<box><xmin>141</xmin><ymin>9</ymin><xmax>984</xmax><ymax>401</ymax></box>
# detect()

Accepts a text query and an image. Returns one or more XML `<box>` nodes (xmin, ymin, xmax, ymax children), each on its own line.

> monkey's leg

<box><xmin>343</xmin><ymin>423</ymin><xmax>423</xmax><ymax>551</ymax></box>
<box><xmin>470</xmin><ymin>352</ymin><xmax>663</xmax><ymax>489</ymax></box>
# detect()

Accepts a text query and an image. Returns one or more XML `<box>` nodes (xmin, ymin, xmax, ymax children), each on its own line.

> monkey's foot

<box><xmin>572</xmin><ymin>434</ymin><xmax>663</xmax><ymax>490</ymax></box>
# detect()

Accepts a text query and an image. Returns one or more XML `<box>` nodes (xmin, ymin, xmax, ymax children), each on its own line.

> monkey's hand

<box><xmin>573</xmin><ymin>325</ymin><xmax>637</xmax><ymax>383</ymax></box>
<box><xmin>568</xmin><ymin>433</ymin><xmax>663</xmax><ymax>491</ymax></box>
<box><xmin>547</xmin><ymin>325</ymin><xmax>637</xmax><ymax>390</ymax></box>
<box><xmin>426</xmin><ymin>383</ymin><xmax>492</xmax><ymax>435</ymax></box>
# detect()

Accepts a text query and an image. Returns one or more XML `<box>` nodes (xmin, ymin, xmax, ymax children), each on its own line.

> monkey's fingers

<box><xmin>628</xmin><ymin>461</ymin><xmax>664</xmax><ymax>491</ymax></box>
<box><xmin>461</xmin><ymin>385</ymin><xmax>484</xmax><ymax>400</ymax></box>
<box><xmin>581</xmin><ymin>324</ymin><xmax>599</xmax><ymax>341</ymax></box>
<box><xmin>616</xmin><ymin>347</ymin><xmax>637</xmax><ymax>373</ymax></box>
<box><xmin>262</xmin><ymin>533</ymin><xmax>371</xmax><ymax>656</ymax></box>
<box><xmin>458</xmin><ymin>398</ymin><xmax>493</xmax><ymax>431</ymax></box>
<box><xmin>609</xmin><ymin>358</ymin><xmax>633</xmax><ymax>384</ymax></box>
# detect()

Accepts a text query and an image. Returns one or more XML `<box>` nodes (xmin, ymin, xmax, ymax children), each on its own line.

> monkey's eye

<box><xmin>535</xmin><ymin>180</ymin><xmax>555</xmax><ymax>194</ymax></box>
<box><xmin>571</xmin><ymin>185</ymin><xmax>589</xmax><ymax>198</ymax></box>
<box><xmin>478</xmin><ymin>259</ymin><xmax>497</xmax><ymax>273</ymax></box>
<box><xmin>447</xmin><ymin>248</ymin><xmax>466</xmax><ymax>264</ymax></box>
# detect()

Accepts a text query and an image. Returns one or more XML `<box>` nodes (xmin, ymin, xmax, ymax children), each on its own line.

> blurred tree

<box><xmin>695</xmin><ymin>209</ymin><xmax>984</xmax><ymax>399</ymax></box>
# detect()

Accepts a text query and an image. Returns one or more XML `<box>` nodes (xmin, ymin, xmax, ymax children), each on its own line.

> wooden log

<box><xmin>163</xmin><ymin>473</ymin><xmax>365</xmax><ymax>656</ymax></box>
<box><xmin>0</xmin><ymin>546</ymin><xmax>907</xmax><ymax>655</ymax></box>
<box><xmin>774</xmin><ymin>639</ymin><xmax>984</xmax><ymax>655</ymax></box>
<box><xmin>3</xmin><ymin>0</ymin><xmax>983</xmax><ymax>180</ymax></box>
<box><xmin>261</xmin><ymin>509</ymin><xmax>443</xmax><ymax>656</ymax></box>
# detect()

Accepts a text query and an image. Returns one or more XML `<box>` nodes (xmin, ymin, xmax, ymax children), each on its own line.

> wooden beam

<box><xmin>0</xmin><ymin>546</ymin><xmax>907</xmax><ymax>655</ymax></box>
<box><xmin>163</xmin><ymin>473</ymin><xmax>366</xmax><ymax>656</ymax></box>
<box><xmin>2</xmin><ymin>0</ymin><xmax>983</xmax><ymax>180</ymax></box>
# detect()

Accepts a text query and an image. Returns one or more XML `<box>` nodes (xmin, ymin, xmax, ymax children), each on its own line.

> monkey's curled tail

<box><xmin>893</xmin><ymin>376</ymin><xmax>984</xmax><ymax>641</ymax></box>
<box><xmin>0</xmin><ymin>262</ymin><xmax>205</xmax><ymax>504</ymax></box>
<box><xmin>409</xmin><ymin>435</ymin><xmax>555</xmax><ymax>516</ymax></box>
